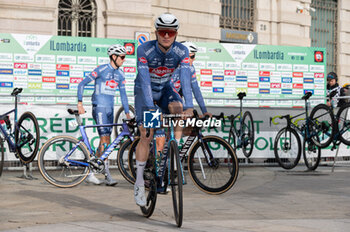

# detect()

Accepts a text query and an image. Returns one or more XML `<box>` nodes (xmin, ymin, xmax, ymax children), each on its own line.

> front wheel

<box><xmin>15</xmin><ymin>112</ymin><xmax>40</xmax><ymax>164</ymax></box>
<box><xmin>188</xmin><ymin>136</ymin><xmax>239</xmax><ymax>195</ymax></box>
<box><xmin>337</xmin><ymin>103</ymin><xmax>350</xmax><ymax>146</ymax></box>
<box><xmin>309</xmin><ymin>104</ymin><xmax>335</xmax><ymax>148</ymax></box>
<box><xmin>114</xmin><ymin>105</ymin><xmax>135</xmax><ymax>137</ymax></box>
<box><xmin>38</xmin><ymin>136</ymin><xmax>90</xmax><ymax>188</ymax></box>
<box><xmin>274</xmin><ymin>127</ymin><xmax>301</xmax><ymax>169</ymax></box>
<box><xmin>303</xmin><ymin>138</ymin><xmax>321</xmax><ymax>171</ymax></box>
<box><xmin>0</xmin><ymin>138</ymin><xmax>4</xmax><ymax>177</ymax></box>
<box><xmin>242</xmin><ymin>111</ymin><xmax>255</xmax><ymax>158</ymax></box>
<box><xmin>170</xmin><ymin>140</ymin><xmax>183</xmax><ymax>227</ymax></box>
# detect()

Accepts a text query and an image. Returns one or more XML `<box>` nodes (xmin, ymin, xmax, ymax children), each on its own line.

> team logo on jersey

<box><xmin>174</xmin><ymin>80</ymin><xmax>181</xmax><ymax>89</ymax></box>
<box><xmin>91</xmin><ymin>71</ymin><xmax>97</xmax><ymax>77</ymax></box>
<box><xmin>149</xmin><ymin>67</ymin><xmax>174</xmax><ymax>77</ymax></box>
<box><xmin>106</xmin><ymin>80</ymin><xmax>118</xmax><ymax>89</ymax></box>
<box><xmin>182</xmin><ymin>57</ymin><xmax>190</xmax><ymax>64</ymax></box>
<box><xmin>139</xmin><ymin>57</ymin><xmax>147</xmax><ymax>64</ymax></box>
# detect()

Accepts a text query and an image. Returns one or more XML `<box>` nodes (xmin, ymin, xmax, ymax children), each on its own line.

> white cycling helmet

<box><xmin>107</xmin><ymin>44</ymin><xmax>126</xmax><ymax>56</ymax></box>
<box><xmin>154</xmin><ymin>13</ymin><xmax>179</xmax><ymax>30</ymax></box>
<box><xmin>181</xmin><ymin>42</ymin><xmax>198</xmax><ymax>53</ymax></box>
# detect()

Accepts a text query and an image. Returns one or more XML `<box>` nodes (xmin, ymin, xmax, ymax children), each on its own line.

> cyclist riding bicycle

<box><xmin>77</xmin><ymin>44</ymin><xmax>131</xmax><ymax>186</ymax></box>
<box><xmin>133</xmin><ymin>13</ymin><xmax>194</xmax><ymax>206</ymax></box>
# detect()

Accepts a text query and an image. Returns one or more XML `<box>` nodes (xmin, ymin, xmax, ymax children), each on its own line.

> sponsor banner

<box><xmin>259</xmin><ymin>83</ymin><xmax>270</xmax><ymax>88</ymax></box>
<box><xmin>28</xmin><ymin>69</ymin><xmax>42</xmax><ymax>75</ymax></box>
<box><xmin>13</xmin><ymin>82</ymin><xmax>27</xmax><ymax>88</ymax></box>
<box><xmin>282</xmin><ymin>83</ymin><xmax>292</xmax><ymax>89</ymax></box>
<box><xmin>57</xmin><ymin>55</ymin><xmax>76</xmax><ymax>64</ymax></box>
<box><xmin>42</xmin><ymin>70</ymin><xmax>56</xmax><ymax>76</ymax></box>
<box><xmin>78</xmin><ymin>56</ymin><xmax>97</xmax><ymax>65</ymax></box>
<box><xmin>0</xmin><ymin>75</ymin><xmax>14</xmax><ymax>81</ymax></box>
<box><xmin>14</xmin><ymin>63</ymin><xmax>27</xmax><ymax>69</ymax></box>
<box><xmin>225</xmin><ymin>62</ymin><xmax>240</xmax><ymax>69</ymax></box>
<box><xmin>0</xmin><ymin>63</ymin><xmax>13</xmax><ymax>68</ymax></box>
<box><xmin>70</xmin><ymin>71</ymin><xmax>83</xmax><ymax>77</ymax></box>
<box><xmin>14</xmin><ymin>54</ymin><xmax>34</xmax><ymax>62</ymax></box>
<box><xmin>193</xmin><ymin>60</ymin><xmax>206</xmax><ymax>69</ymax></box>
<box><xmin>13</xmin><ymin>69</ymin><xmax>28</xmax><ymax>76</ymax></box>
<box><xmin>293</xmin><ymin>78</ymin><xmax>303</xmax><ymax>84</ymax></box>
<box><xmin>242</xmin><ymin>62</ymin><xmax>258</xmax><ymax>70</ymax></box>
<box><xmin>247</xmin><ymin>76</ymin><xmax>259</xmax><ymax>82</ymax></box>
<box><xmin>0</xmin><ymin>34</ymin><xmax>326</xmax><ymax>106</ymax></box>
<box><xmin>42</xmin><ymin>76</ymin><xmax>56</xmax><ymax>82</ymax></box>
<box><xmin>270</xmin><ymin>77</ymin><xmax>281</xmax><ymax>83</ymax></box>
<box><xmin>259</xmin><ymin>63</ymin><xmax>275</xmax><ymax>70</ymax></box>
<box><xmin>212</xmin><ymin>70</ymin><xmax>224</xmax><ymax>75</ymax></box>
<box><xmin>13</xmin><ymin>76</ymin><xmax>27</xmax><ymax>81</ymax></box>
<box><xmin>28</xmin><ymin>76</ymin><xmax>42</xmax><ymax>82</ymax></box>
<box><xmin>35</xmin><ymin>54</ymin><xmax>55</xmax><ymax>63</ymax></box>
<box><xmin>28</xmin><ymin>63</ymin><xmax>41</xmax><ymax>69</ymax></box>
<box><xmin>0</xmin><ymin>53</ymin><xmax>13</xmax><ymax>62</ymax></box>
<box><xmin>259</xmin><ymin>77</ymin><xmax>270</xmax><ymax>82</ymax></box>
<box><xmin>70</xmin><ymin>64</ymin><xmax>84</xmax><ymax>71</ymax></box>
<box><xmin>293</xmin><ymin>64</ymin><xmax>308</xmax><ymax>72</ymax></box>
<box><xmin>42</xmin><ymin>63</ymin><xmax>56</xmax><ymax>70</ymax></box>
<box><xmin>277</xmin><ymin>64</ymin><xmax>292</xmax><ymax>71</ymax></box>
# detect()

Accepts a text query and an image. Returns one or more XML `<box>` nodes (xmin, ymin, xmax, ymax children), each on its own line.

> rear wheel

<box><xmin>337</xmin><ymin>103</ymin><xmax>350</xmax><ymax>146</ymax></box>
<box><xmin>242</xmin><ymin>111</ymin><xmax>255</xmax><ymax>158</ymax></box>
<box><xmin>188</xmin><ymin>136</ymin><xmax>238</xmax><ymax>194</ymax></box>
<box><xmin>170</xmin><ymin>140</ymin><xmax>183</xmax><ymax>227</ymax></box>
<box><xmin>309</xmin><ymin>104</ymin><xmax>335</xmax><ymax>148</ymax></box>
<box><xmin>274</xmin><ymin>127</ymin><xmax>301</xmax><ymax>169</ymax></box>
<box><xmin>38</xmin><ymin>136</ymin><xmax>90</xmax><ymax>188</ymax></box>
<box><xmin>15</xmin><ymin>112</ymin><xmax>40</xmax><ymax>164</ymax></box>
<box><xmin>303</xmin><ymin>138</ymin><xmax>321</xmax><ymax>171</ymax></box>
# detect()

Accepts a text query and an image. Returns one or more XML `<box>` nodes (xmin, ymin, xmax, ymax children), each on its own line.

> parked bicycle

<box><xmin>313</xmin><ymin>94</ymin><xmax>350</xmax><ymax>149</ymax></box>
<box><xmin>0</xmin><ymin>88</ymin><xmax>40</xmax><ymax>176</ymax></box>
<box><xmin>271</xmin><ymin>92</ymin><xmax>335</xmax><ymax>170</ymax></box>
<box><xmin>120</xmin><ymin>110</ymin><xmax>239</xmax><ymax>195</ymax></box>
<box><xmin>38</xmin><ymin>108</ymin><xmax>136</xmax><ymax>187</ymax></box>
<box><xmin>224</xmin><ymin>92</ymin><xmax>255</xmax><ymax>158</ymax></box>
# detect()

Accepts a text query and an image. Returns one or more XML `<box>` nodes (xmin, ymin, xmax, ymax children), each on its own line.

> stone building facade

<box><xmin>0</xmin><ymin>0</ymin><xmax>349</xmax><ymax>84</ymax></box>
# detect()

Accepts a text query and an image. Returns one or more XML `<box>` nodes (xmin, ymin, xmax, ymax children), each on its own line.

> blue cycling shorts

<box><xmin>92</xmin><ymin>105</ymin><xmax>114</xmax><ymax>137</ymax></box>
<box><xmin>134</xmin><ymin>83</ymin><xmax>182</xmax><ymax>124</ymax></box>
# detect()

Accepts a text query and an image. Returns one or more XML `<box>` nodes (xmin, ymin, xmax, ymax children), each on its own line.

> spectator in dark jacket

<box><xmin>327</xmin><ymin>72</ymin><xmax>342</xmax><ymax>107</ymax></box>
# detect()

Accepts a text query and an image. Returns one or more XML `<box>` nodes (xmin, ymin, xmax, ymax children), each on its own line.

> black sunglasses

<box><xmin>119</xmin><ymin>55</ymin><xmax>126</xmax><ymax>60</ymax></box>
<box><xmin>190</xmin><ymin>54</ymin><xmax>195</xmax><ymax>59</ymax></box>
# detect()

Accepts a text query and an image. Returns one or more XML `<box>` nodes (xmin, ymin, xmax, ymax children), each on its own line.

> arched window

<box><xmin>58</xmin><ymin>0</ymin><xmax>97</xmax><ymax>37</ymax></box>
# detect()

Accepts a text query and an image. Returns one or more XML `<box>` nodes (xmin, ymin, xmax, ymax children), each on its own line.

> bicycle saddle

<box><xmin>237</xmin><ymin>92</ymin><xmax>246</xmax><ymax>100</ymax></box>
<box><xmin>11</xmin><ymin>88</ymin><xmax>23</xmax><ymax>96</ymax></box>
<box><xmin>302</xmin><ymin>91</ymin><xmax>312</xmax><ymax>100</ymax></box>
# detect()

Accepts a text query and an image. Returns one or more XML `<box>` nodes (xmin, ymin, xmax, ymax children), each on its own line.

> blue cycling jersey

<box><xmin>172</xmin><ymin>65</ymin><xmax>207</xmax><ymax>114</ymax></box>
<box><xmin>134</xmin><ymin>40</ymin><xmax>193</xmax><ymax>110</ymax></box>
<box><xmin>77</xmin><ymin>63</ymin><xmax>129</xmax><ymax>113</ymax></box>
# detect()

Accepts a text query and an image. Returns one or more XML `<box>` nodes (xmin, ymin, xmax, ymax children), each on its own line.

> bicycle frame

<box><xmin>63</xmin><ymin>117</ymin><xmax>134</xmax><ymax>168</ymax></box>
<box><xmin>227</xmin><ymin>96</ymin><xmax>246</xmax><ymax>148</ymax></box>
<box><xmin>0</xmin><ymin>93</ymin><xmax>21</xmax><ymax>152</ymax></box>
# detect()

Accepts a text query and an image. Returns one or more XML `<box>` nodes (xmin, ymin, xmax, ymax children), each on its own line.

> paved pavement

<box><xmin>1</xmin><ymin>165</ymin><xmax>350</xmax><ymax>232</ymax></box>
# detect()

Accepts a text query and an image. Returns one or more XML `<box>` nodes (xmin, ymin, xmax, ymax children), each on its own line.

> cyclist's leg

<box><xmin>158</xmin><ymin>84</ymin><xmax>183</xmax><ymax>142</ymax></box>
<box><xmin>91</xmin><ymin>106</ymin><xmax>115</xmax><ymax>185</ymax></box>
<box><xmin>134</xmin><ymin>87</ymin><xmax>153</xmax><ymax>206</ymax></box>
